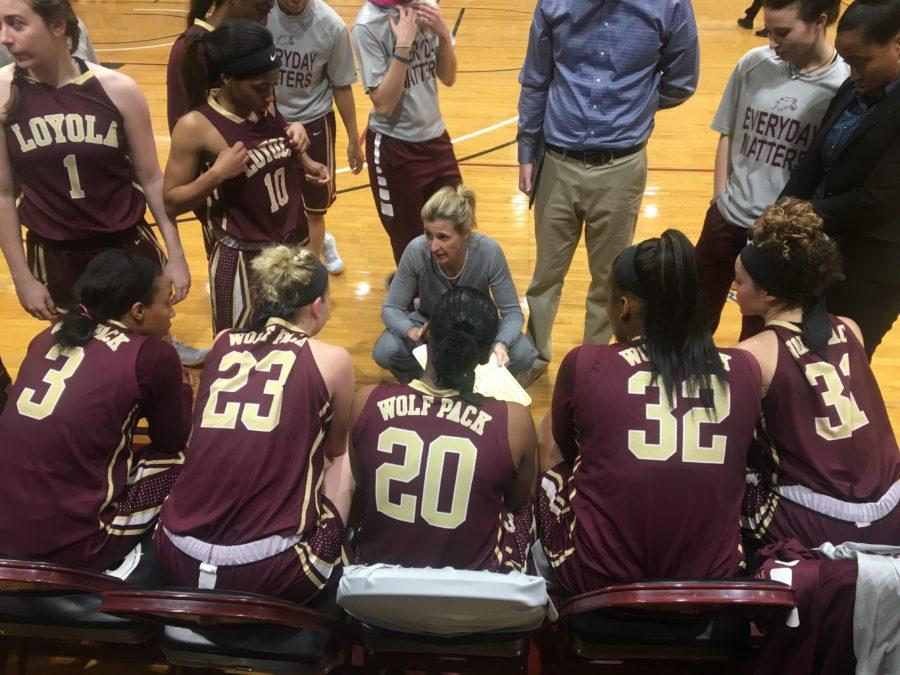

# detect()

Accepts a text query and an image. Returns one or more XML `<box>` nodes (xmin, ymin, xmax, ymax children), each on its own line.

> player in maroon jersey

<box><xmin>167</xmin><ymin>0</ymin><xmax>278</xmax><ymax>257</ymax></box>
<box><xmin>537</xmin><ymin>229</ymin><xmax>763</xmax><ymax>595</ymax></box>
<box><xmin>0</xmin><ymin>0</ymin><xmax>190</xmax><ymax>320</ymax></box>
<box><xmin>156</xmin><ymin>245</ymin><xmax>355</xmax><ymax>602</ymax></box>
<box><xmin>0</xmin><ymin>354</ymin><xmax>10</xmax><ymax>413</ymax></box>
<box><xmin>351</xmin><ymin>286</ymin><xmax>537</xmax><ymax>573</ymax></box>
<box><xmin>0</xmin><ymin>250</ymin><xmax>191</xmax><ymax>575</ymax></box>
<box><xmin>733</xmin><ymin>198</ymin><xmax>899</xmax><ymax>548</ymax></box>
<box><xmin>164</xmin><ymin>19</ymin><xmax>327</xmax><ymax>332</ymax></box>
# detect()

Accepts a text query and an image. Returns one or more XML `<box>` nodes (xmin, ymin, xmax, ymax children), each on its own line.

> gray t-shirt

<box><xmin>712</xmin><ymin>46</ymin><xmax>848</xmax><ymax>229</ymax></box>
<box><xmin>351</xmin><ymin>1</ymin><xmax>446</xmax><ymax>142</ymax></box>
<box><xmin>267</xmin><ymin>0</ymin><xmax>358</xmax><ymax>124</ymax></box>
<box><xmin>382</xmin><ymin>232</ymin><xmax>524</xmax><ymax>346</ymax></box>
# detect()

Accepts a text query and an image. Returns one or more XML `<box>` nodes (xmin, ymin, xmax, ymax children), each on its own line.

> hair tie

<box><xmin>79</xmin><ymin>304</ymin><xmax>94</xmax><ymax>321</ymax></box>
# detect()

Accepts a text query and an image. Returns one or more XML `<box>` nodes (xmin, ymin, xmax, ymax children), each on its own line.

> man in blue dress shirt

<box><xmin>516</xmin><ymin>0</ymin><xmax>699</xmax><ymax>383</ymax></box>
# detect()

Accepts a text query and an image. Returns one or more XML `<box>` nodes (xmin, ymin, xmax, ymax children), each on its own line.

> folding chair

<box><xmin>547</xmin><ymin>578</ymin><xmax>796</xmax><ymax>674</ymax></box>
<box><xmin>100</xmin><ymin>585</ymin><xmax>351</xmax><ymax>674</ymax></box>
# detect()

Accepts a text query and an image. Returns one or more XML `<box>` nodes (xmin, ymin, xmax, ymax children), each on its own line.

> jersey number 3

<box><xmin>16</xmin><ymin>345</ymin><xmax>85</xmax><ymax>420</ymax></box>
<box><xmin>375</xmin><ymin>428</ymin><xmax>477</xmax><ymax>530</ymax></box>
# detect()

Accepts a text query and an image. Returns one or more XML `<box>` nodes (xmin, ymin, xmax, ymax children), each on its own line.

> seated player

<box><xmin>352</xmin><ymin>286</ymin><xmax>537</xmax><ymax>573</ymax></box>
<box><xmin>156</xmin><ymin>245</ymin><xmax>354</xmax><ymax>602</ymax></box>
<box><xmin>0</xmin><ymin>250</ymin><xmax>191</xmax><ymax>575</ymax></box>
<box><xmin>538</xmin><ymin>230</ymin><xmax>764</xmax><ymax>595</ymax></box>
<box><xmin>734</xmin><ymin>198</ymin><xmax>899</xmax><ymax>548</ymax></box>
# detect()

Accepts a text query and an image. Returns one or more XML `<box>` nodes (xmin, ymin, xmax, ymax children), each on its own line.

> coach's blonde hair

<box><xmin>251</xmin><ymin>245</ymin><xmax>322</xmax><ymax>308</ymax></box>
<box><xmin>2</xmin><ymin>0</ymin><xmax>81</xmax><ymax>118</ymax></box>
<box><xmin>421</xmin><ymin>185</ymin><xmax>478</xmax><ymax>235</ymax></box>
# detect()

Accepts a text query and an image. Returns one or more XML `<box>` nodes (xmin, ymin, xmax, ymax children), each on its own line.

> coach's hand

<box><xmin>285</xmin><ymin>123</ymin><xmax>311</xmax><ymax>154</ymax></box>
<box><xmin>211</xmin><ymin>142</ymin><xmax>250</xmax><ymax>182</ymax></box>
<box><xmin>166</xmin><ymin>255</ymin><xmax>191</xmax><ymax>304</ymax></box>
<box><xmin>492</xmin><ymin>342</ymin><xmax>510</xmax><ymax>368</ymax></box>
<box><xmin>15</xmin><ymin>275</ymin><xmax>57</xmax><ymax>321</ymax></box>
<box><xmin>518</xmin><ymin>163</ymin><xmax>533</xmax><ymax>196</ymax></box>
<box><xmin>389</xmin><ymin>5</ymin><xmax>419</xmax><ymax>46</ymax></box>
<box><xmin>407</xmin><ymin>324</ymin><xmax>427</xmax><ymax>343</ymax></box>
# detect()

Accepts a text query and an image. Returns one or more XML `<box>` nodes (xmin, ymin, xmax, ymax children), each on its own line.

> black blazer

<box><xmin>781</xmin><ymin>79</ymin><xmax>900</xmax><ymax>246</ymax></box>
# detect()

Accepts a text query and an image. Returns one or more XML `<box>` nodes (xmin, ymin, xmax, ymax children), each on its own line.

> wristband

<box><xmin>392</xmin><ymin>51</ymin><xmax>411</xmax><ymax>65</ymax></box>
<box><xmin>395</xmin><ymin>44</ymin><xmax>412</xmax><ymax>51</ymax></box>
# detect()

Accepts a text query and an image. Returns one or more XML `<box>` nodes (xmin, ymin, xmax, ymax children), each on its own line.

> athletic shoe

<box><xmin>322</xmin><ymin>231</ymin><xmax>345</xmax><ymax>275</ymax></box>
<box><xmin>756</xmin><ymin>28</ymin><xmax>770</xmax><ymax>37</ymax></box>
<box><xmin>515</xmin><ymin>363</ymin><xmax>547</xmax><ymax>389</ymax></box>
<box><xmin>172</xmin><ymin>339</ymin><xmax>209</xmax><ymax>368</ymax></box>
<box><xmin>737</xmin><ymin>17</ymin><xmax>754</xmax><ymax>29</ymax></box>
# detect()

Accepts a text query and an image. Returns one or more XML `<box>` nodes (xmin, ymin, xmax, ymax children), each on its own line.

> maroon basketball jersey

<box><xmin>162</xmin><ymin>318</ymin><xmax>332</xmax><ymax>544</ymax></box>
<box><xmin>0</xmin><ymin>323</ymin><xmax>155</xmax><ymax>562</ymax></box>
<box><xmin>555</xmin><ymin>342</ymin><xmax>763</xmax><ymax>584</ymax></box>
<box><xmin>4</xmin><ymin>60</ymin><xmax>147</xmax><ymax>240</ymax></box>
<box><xmin>352</xmin><ymin>380</ymin><xmax>517</xmax><ymax>570</ymax></box>
<box><xmin>197</xmin><ymin>98</ymin><xmax>302</xmax><ymax>243</ymax></box>
<box><xmin>166</xmin><ymin>21</ymin><xmax>211</xmax><ymax>132</ymax></box>
<box><xmin>755</xmin><ymin>318</ymin><xmax>899</xmax><ymax>502</ymax></box>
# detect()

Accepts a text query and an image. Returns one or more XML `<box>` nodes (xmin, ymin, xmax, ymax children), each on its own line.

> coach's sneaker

<box><xmin>323</xmin><ymin>231</ymin><xmax>345</xmax><ymax>275</ymax></box>
<box><xmin>172</xmin><ymin>339</ymin><xmax>209</xmax><ymax>368</ymax></box>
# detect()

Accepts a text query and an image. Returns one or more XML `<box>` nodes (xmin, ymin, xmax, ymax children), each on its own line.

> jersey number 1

<box><xmin>63</xmin><ymin>154</ymin><xmax>85</xmax><ymax>200</ymax></box>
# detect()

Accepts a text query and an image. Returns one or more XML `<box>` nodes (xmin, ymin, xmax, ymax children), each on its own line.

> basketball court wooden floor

<box><xmin>0</xmin><ymin>0</ymin><xmax>895</xmax><ymax>671</ymax></box>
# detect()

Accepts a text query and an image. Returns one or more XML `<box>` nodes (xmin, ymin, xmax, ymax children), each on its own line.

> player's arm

<box><xmin>713</xmin><ymin>134</ymin><xmax>732</xmax><ymax>200</ymax></box>
<box><xmin>550</xmin><ymin>348</ymin><xmax>582</xmax><ymax>465</ymax></box>
<box><xmin>138</xmin><ymin>340</ymin><xmax>194</xmax><ymax>454</ymax></box>
<box><xmin>333</xmin><ymin>85</ymin><xmax>363</xmax><ymax>173</ymax></box>
<box><xmin>363</xmin><ymin>9</ymin><xmax>418</xmax><ymax>118</ymax></box>
<box><xmin>837</xmin><ymin>316</ymin><xmax>865</xmax><ymax>351</ymax></box>
<box><xmin>99</xmin><ymin>66</ymin><xmax>191</xmax><ymax>303</ymax></box>
<box><xmin>504</xmin><ymin>401</ymin><xmax>537</xmax><ymax>511</ymax></box>
<box><xmin>312</xmin><ymin>342</ymin><xmax>356</xmax><ymax>459</ymax></box>
<box><xmin>347</xmin><ymin>385</ymin><xmax>377</xmax><ymax>488</ymax></box>
<box><xmin>413</xmin><ymin>2</ymin><xmax>456</xmax><ymax>87</ymax></box>
<box><xmin>734</xmin><ymin>330</ymin><xmax>779</xmax><ymax>392</ymax></box>
<box><xmin>0</xmin><ymin>68</ymin><xmax>56</xmax><ymax>319</ymax></box>
<box><xmin>163</xmin><ymin>112</ymin><xmax>246</xmax><ymax>215</ymax></box>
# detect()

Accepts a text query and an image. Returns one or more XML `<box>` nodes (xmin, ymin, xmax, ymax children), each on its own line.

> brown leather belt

<box><xmin>546</xmin><ymin>142</ymin><xmax>645</xmax><ymax>165</ymax></box>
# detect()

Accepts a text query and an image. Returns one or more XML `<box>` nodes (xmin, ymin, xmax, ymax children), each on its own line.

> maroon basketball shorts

<box><xmin>26</xmin><ymin>223</ymin><xmax>166</xmax><ymax>310</ymax></box>
<box><xmin>300</xmin><ymin>111</ymin><xmax>337</xmax><ymax>215</ymax></box>
<box><xmin>154</xmin><ymin>495</ymin><xmax>349</xmax><ymax>606</ymax></box>
<box><xmin>742</xmin><ymin>479</ymin><xmax>900</xmax><ymax>548</ymax></box>
<box><xmin>751</xmin><ymin>542</ymin><xmax>857</xmax><ymax>675</ymax></box>
<box><xmin>365</xmin><ymin>128</ymin><xmax>462</xmax><ymax>264</ymax></box>
<box><xmin>536</xmin><ymin>460</ymin><xmax>590</xmax><ymax>595</ymax></box>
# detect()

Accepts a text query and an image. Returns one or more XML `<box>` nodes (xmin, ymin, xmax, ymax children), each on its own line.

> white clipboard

<box><xmin>412</xmin><ymin>345</ymin><xmax>532</xmax><ymax>406</ymax></box>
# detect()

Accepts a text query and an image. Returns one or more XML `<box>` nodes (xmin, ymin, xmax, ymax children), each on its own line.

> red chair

<box><xmin>100</xmin><ymin>586</ymin><xmax>352</xmax><ymax>674</ymax></box>
<box><xmin>0</xmin><ymin>558</ymin><xmax>157</xmax><ymax>673</ymax></box>
<box><xmin>544</xmin><ymin>578</ymin><xmax>796</xmax><ymax>674</ymax></box>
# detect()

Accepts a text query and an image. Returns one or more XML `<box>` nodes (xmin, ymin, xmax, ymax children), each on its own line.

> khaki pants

<box><xmin>526</xmin><ymin>148</ymin><xmax>648</xmax><ymax>367</ymax></box>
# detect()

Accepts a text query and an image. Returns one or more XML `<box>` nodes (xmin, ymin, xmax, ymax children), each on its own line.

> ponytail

<box><xmin>180</xmin><ymin>32</ymin><xmax>211</xmax><ymax>111</ymax></box>
<box><xmin>612</xmin><ymin>229</ymin><xmax>726</xmax><ymax>408</ymax></box>
<box><xmin>56</xmin><ymin>250</ymin><xmax>160</xmax><ymax>349</ymax></box>
<box><xmin>429</xmin><ymin>287</ymin><xmax>499</xmax><ymax>404</ymax></box>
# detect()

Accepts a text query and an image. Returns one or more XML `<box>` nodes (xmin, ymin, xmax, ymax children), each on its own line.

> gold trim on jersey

<box><xmin>98</xmin><ymin>404</ymin><xmax>140</xmax><ymax>528</ymax></box>
<box><xmin>207</xmin><ymin>94</ymin><xmax>259</xmax><ymax>125</ymax></box>
<box><xmin>194</xmin><ymin>18</ymin><xmax>214</xmax><ymax>32</ymax></box>
<box><xmin>296</xmin><ymin>402</ymin><xmax>332</xmax><ymax>534</ymax></box>
<box><xmin>266</xmin><ymin>316</ymin><xmax>308</xmax><ymax>334</ymax></box>
<box><xmin>23</xmin><ymin>69</ymin><xmax>95</xmax><ymax>86</ymax></box>
<box><xmin>766</xmin><ymin>320</ymin><xmax>802</xmax><ymax>333</ymax></box>
<box><xmin>408</xmin><ymin>379</ymin><xmax>459</xmax><ymax>399</ymax></box>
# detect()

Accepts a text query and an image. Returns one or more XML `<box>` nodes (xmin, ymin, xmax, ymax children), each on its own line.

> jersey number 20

<box><xmin>375</xmin><ymin>428</ymin><xmax>477</xmax><ymax>529</ymax></box>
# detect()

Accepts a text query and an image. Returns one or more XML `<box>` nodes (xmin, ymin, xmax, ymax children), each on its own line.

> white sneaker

<box><xmin>172</xmin><ymin>338</ymin><xmax>209</xmax><ymax>368</ymax></box>
<box><xmin>322</xmin><ymin>231</ymin><xmax>345</xmax><ymax>275</ymax></box>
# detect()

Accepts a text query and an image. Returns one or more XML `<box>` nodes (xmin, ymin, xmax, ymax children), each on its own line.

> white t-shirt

<box><xmin>267</xmin><ymin>0</ymin><xmax>358</xmax><ymax>124</ymax></box>
<box><xmin>712</xmin><ymin>46</ymin><xmax>849</xmax><ymax>229</ymax></box>
<box><xmin>351</xmin><ymin>1</ymin><xmax>447</xmax><ymax>142</ymax></box>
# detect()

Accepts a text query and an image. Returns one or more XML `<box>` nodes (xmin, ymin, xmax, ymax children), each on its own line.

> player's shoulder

<box><xmin>835</xmin><ymin>315</ymin><xmax>865</xmax><ymax>349</ymax></box>
<box><xmin>313</xmin><ymin>0</ymin><xmax>348</xmax><ymax>29</ymax></box>
<box><xmin>736</xmin><ymin>46</ymin><xmax>779</xmax><ymax>74</ymax></box>
<box><xmin>308</xmin><ymin>338</ymin><xmax>352</xmax><ymax>369</ymax></box>
<box><xmin>0</xmin><ymin>65</ymin><xmax>14</xmax><ymax>121</ymax></box>
<box><xmin>733</xmin><ymin>328</ymin><xmax>779</xmax><ymax>362</ymax></box>
<box><xmin>87</xmin><ymin>62</ymin><xmax>138</xmax><ymax>92</ymax></box>
<box><xmin>353</xmin><ymin>1</ymin><xmax>389</xmax><ymax>28</ymax></box>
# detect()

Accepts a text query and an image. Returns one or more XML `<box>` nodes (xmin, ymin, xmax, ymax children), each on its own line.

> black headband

<box><xmin>214</xmin><ymin>45</ymin><xmax>281</xmax><ymax>78</ymax></box>
<box><xmin>739</xmin><ymin>240</ymin><xmax>831</xmax><ymax>358</ymax></box>
<box><xmin>613</xmin><ymin>245</ymin><xmax>649</xmax><ymax>299</ymax></box>
<box><xmin>292</xmin><ymin>259</ymin><xmax>329</xmax><ymax>308</ymax></box>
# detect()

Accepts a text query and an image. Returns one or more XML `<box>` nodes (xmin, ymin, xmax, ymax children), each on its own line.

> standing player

<box><xmin>0</xmin><ymin>0</ymin><xmax>190</xmax><ymax>323</ymax></box>
<box><xmin>352</xmin><ymin>0</ymin><xmax>461</xmax><ymax>265</ymax></box>
<box><xmin>538</xmin><ymin>230</ymin><xmax>763</xmax><ymax>594</ymax></box>
<box><xmin>164</xmin><ymin>20</ymin><xmax>328</xmax><ymax>332</ymax></box>
<box><xmin>733</xmin><ymin>198</ymin><xmax>899</xmax><ymax>548</ymax></box>
<box><xmin>268</xmin><ymin>0</ymin><xmax>363</xmax><ymax>272</ymax></box>
<box><xmin>698</xmin><ymin>0</ymin><xmax>847</xmax><ymax>336</ymax></box>
<box><xmin>352</xmin><ymin>287</ymin><xmax>537</xmax><ymax>573</ymax></box>
<box><xmin>0</xmin><ymin>250</ymin><xmax>191</xmax><ymax>574</ymax></box>
<box><xmin>156</xmin><ymin>245</ymin><xmax>355</xmax><ymax>602</ymax></box>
